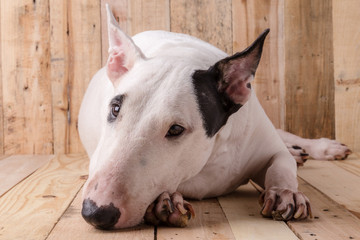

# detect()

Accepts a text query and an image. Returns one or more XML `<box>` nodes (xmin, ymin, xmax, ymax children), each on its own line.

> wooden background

<box><xmin>0</xmin><ymin>0</ymin><xmax>358</xmax><ymax>155</ymax></box>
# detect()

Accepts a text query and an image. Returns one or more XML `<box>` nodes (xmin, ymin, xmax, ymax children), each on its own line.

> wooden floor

<box><xmin>0</xmin><ymin>153</ymin><xmax>360</xmax><ymax>240</ymax></box>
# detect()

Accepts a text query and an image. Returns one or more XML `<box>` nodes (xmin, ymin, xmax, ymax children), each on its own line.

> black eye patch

<box><xmin>107</xmin><ymin>94</ymin><xmax>125</xmax><ymax>123</ymax></box>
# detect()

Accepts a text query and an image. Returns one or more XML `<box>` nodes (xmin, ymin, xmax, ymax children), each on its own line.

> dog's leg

<box><xmin>144</xmin><ymin>192</ymin><xmax>195</xmax><ymax>227</ymax></box>
<box><xmin>258</xmin><ymin>150</ymin><xmax>312</xmax><ymax>220</ymax></box>
<box><xmin>277</xmin><ymin>129</ymin><xmax>352</xmax><ymax>161</ymax></box>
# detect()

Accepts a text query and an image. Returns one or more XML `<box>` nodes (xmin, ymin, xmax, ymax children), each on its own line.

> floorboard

<box><xmin>0</xmin><ymin>153</ymin><xmax>359</xmax><ymax>240</ymax></box>
<box><xmin>297</xmin><ymin>158</ymin><xmax>360</xmax><ymax>218</ymax></box>
<box><xmin>157</xmin><ymin>198</ymin><xmax>235</xmax><ymax>240</ymax></box>
<box><xmin>0</xmin><ymin>155</ymin><xmax>52</xmax><ymax>197</ymax></box>
<box><xmin>288</xmin><ymin>178</ymin><xmax>360</xmax><ymax>240</ymax></box>
<box><xmin>0</xmin><ymin>154</ymin><xmax>88</xmax><ymax>240</ymax></box>
<box><xmin>218</xmin><ymin>184</ymin><xmax>299</xmax><ymax>240</ymax></box>
<box><xmin>46</xmin><ymin>190</ymin><xmax>154</xmax><ymax>240</ymax></box>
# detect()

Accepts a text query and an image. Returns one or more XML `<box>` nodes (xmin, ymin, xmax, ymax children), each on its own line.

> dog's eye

<box><xmin>166</xmin><ymin>124</ymin><xmax>185</xmax><ymax>138</ymax></box>
<box><xmin>111</xmin><ymin>104</ymin><xmax>121</xmax><ymax>118</ymax></box>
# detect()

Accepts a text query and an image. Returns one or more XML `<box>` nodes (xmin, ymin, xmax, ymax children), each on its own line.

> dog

<box><xmin>78</xmin><ymin>5</ymin><xmax>352</xmax><ymax>229</ymax></box>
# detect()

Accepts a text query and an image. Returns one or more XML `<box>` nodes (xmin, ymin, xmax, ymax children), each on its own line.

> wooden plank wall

<box><xmin>332</xmin><ymin>0</ymin><xmax>360</xmax><ymax>153</ymax></box>
<box><xmin>0</xmin><ymin>0</ymin><xmax>358</xmax><ymax>155</ymax></box>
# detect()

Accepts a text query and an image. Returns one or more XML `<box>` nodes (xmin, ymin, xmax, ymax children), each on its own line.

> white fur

<box><xmin>78</xmin><ymin>29</ymin><xmax>299</xmax><ymax>228</ymax></box>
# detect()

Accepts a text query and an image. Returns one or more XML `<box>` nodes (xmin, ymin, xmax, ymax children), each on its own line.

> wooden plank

<box><xmin>0</xmin><ymin>1</ymin><xmax>3</xmax><ymax>155</ymax></box>
<box><xmin>232</xmin><ymin>0</ymin><xmax>285</xmax><ymax>129</ymax></box>
<box><xmin>1</xmin><ymin>0</ymin><xmax>54</xmax><ymax>154</ymax></box>
<box><xmin>67</xmin><ymin>0</ymin><xmax>102</xmax><ymax>153</ymax></box>
<box><xmin>297</xmin><ymin>160</ymin><xmax>360</xmax><ymax>218</ymax></box>
<box><xmin>288</xmin><ymin>178</ymin><xmax>360</xmax><ymax>240</ymax></box>
<box><xmin>128</xmin><ymin>0</ymin><xmax>170</xmax><ymax>35</ymax></box>
<box><xmin>333</xmin><ymin>153</ymin><xmax>360</xmax><ymax>177</ymax></box>
<box><xmin>218</xmin><ymin>184</ymin><xmax>299</xmax><ymax>240</ymax></box>
<box><xmin>49</xmin><ymin>0</ymin><xmax>69</xmax><ymax>154</ymax></box>
<box><xmin>157</xmin><ymin>198</ymin><xmax>235</xmax><ymax>240</ymax></box>
<box><xmin>47</xmin><ymin>188</ymin><xmax>154</xmax><ymax>240</ymax></box>
<box><xmin>100</xmin><ymin>0</ymin><xmax>129</xmax><ymax>66</ymax></box>
<box><xmin>0</xmin><ymin>155</ymin><xmax>52</xmax><ymax>197</ymax></box>
<box><xmin>332</xmin><ymin>0</ymin><xmax>360</xmax><ymax>153</ymax></box>
<box><xmin>0</xmin><ymin>154</ymin><xmax>88</xmax><ymax>239</ymax></box>
<box><xmin>284</xmin><ymin>0</ymin><xmax>335</xmax><ymax>139</ymax></box>
<box><xmin>170</xmin><ymin>0</ymin><xmax>233</xmax><ymax>54</ymax></box>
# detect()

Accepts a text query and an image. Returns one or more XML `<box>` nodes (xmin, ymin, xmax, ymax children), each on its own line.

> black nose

<box><xmin>81</xmin><ymin>198</ymin><xmax>121</xmax><ymax>229</ymax></box>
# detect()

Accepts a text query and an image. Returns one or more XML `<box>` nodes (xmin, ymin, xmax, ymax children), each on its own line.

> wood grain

<box><xmin>128</xmin><ymin>0</ymin><xmax>170</xmax><ymax>35</ymax></box>
<box><xmin>0</xmin><ymin>154</ymin><xmax>88</xmax><ymax>240</ymax></box>
<box><xmin>218</xmin><ymin>184</ymin><xmax>299</xmax><ymax>240</ymax></box>
<box><xmin>333</xmin><ymin>155</ymin><xmax>360</xmax><ymax>177</ymax></box>
<box><xmin>297</xmin><ymin>159</ymin><xmax>360</xmax><ymax>218</ymax></box>
<box><xmin>288</xmin><ymin>178</ymin><xmax>360</xmax><ymax>240</ymax></box>
<box><xmin>1</xmin><ymin>0</ymin><xmax>53</xmax><ymax>154</ymax></box>
<box><xmin>0</xmin><ymin>1</ymin><xmax>3</xmax><ymax>155</ymax></box>
<box><xmin>157</xmin><ymin>198</ymin><xmax>235</xmax><ymax>240</ymax></box>
<box><xmin>232</xmin><ymin>0</ymin><xmax>285</xmax><ymax>129</ymax></box>
<box><xmin>48</xmin><ymin>188</ymin><xmax>235</xmax><ymax>240</ymax></box>
<box><xmin>47</xmin><ymin>187</ymin><xmax>154</xmax><ymax>240</ymax></box>
<box><xmin>332</xmin><ymin>0</ymin><xmax>360</xmax><ymax>153</ymax></box>
<box><xmin>50</xmin><ymin>0</ymin><xmax>69</xmax><ymax>154</ymax></box>
<box><xmin>284</xmin><ymin>0</ymin><xmax>335</xmax><ymax>139</ymax></box>
<box><xmin>170</xmin><ymin>0</ymin><xmax>233</xmax><ymax>54</ymax></box>
<box><xmin>67</xmin><ymin>0</ymin><xmax>102</xmax><ymax>153</ymax></box>
<box><xmin>0</xmin><ymin>155</ymin><xmax>52</xmax><ymax>197</ymax></box>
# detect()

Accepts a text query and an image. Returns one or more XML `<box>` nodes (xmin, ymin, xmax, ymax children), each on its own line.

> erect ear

<box><xmin>192</xmin><ymin>29</ymin><xmax>269</xmax><ymax>137</ymax></box>
<box><xmin>105</xmin><ymin>4</ymin><xmax>145</xmax><ymax>87</ymax></box>
<box><xmin>216</xmin><ymin>28</ymin><xmax>269</xmax><ymax>105</ymax></box>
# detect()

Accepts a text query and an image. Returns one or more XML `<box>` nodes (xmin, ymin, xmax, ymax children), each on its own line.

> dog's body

<box><xmin>79</xmin><ymin>29</ymin><xmax>289</xmax><ymax>198</ymax></box>
<box><xmin>78</xmin><ymin>6</ymin><xmax>351</xmax><ymax>229</ymax></box>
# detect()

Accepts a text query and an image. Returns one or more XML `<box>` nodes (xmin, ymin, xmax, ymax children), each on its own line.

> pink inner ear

<box><xmin>225</xmin><ymin>75</ymin><xmax>252</xmax><ymax>105</ymax></box>
<box><xmin>107</xmin><ymin>49</ymin><xmax>128</xmax><ymax>83</ymax></box>
<box><xmin>223</xmin><ymin>62</ymin><xmax>253</xmax><ymax>105</ymax></box>
<box><xmin>109</xmin><ymin>27</ymin><xmax>124</xmax><ymax>49</ymax></box>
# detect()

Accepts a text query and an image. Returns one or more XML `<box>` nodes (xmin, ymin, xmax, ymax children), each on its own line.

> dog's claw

<box><xmin>260</xmin><ymin>188</ymin><xmax>311</xmax><ymax>221</ymax></box>
<box><xmin>165</xmin><ymin>199</ymin><xmax>174</xmax><ymax>213</ymax></box>
<box><xmin>261</xmin><ymin>199</ymin><xmax>273</xmax><ymax>217</ymax></box>
<box><xmin>177</xmin><ymin>203</ymin><xmax>187</xmax><ymax>215</ymax></box>
<box><xmin>184</xmin><ymin>201</ymin><xmax>195</xmax><ymax>219</ymax></box>
<box><xmin>144</xmin><ymin>191</ymin><xmax>194</xmax><ymax>227</ymax></box>
<box><xmin>287</xmin><ymin>145</ymin><xmax>308</xmax><ymax>167</ymax></box>
<box><xmin>294</xmin><ymin>204</ymin><xmax>305</xmax><ymax>219</ymax></box>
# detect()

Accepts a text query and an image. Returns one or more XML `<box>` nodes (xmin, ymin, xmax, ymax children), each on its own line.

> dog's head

<box><xmin>81</xmin><ymin>5</ymin><xmax>269</xmax><ymax>229</ymax></box>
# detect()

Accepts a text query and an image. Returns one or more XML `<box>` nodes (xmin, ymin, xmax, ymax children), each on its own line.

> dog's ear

<box><xmin>192</xmin><ymin>29</ymin><xmax>269</xmax><ymax>137</ymax></box>
<box><xmin>106</xmin><ymin>4</ymin><xmax>145</xmax><ymax>87</ymax></box>
<box><xmin>216</xmin><ymin>28</ymin><xmax>269</xmax><ymax>105</ymax></box>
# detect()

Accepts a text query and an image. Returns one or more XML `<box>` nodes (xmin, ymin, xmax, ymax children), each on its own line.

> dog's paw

<box><xmin>260</xmin><ymin>188</ymin><xmax>312</xmax><ymax>221</ymax></box>
<box><xmin>286</xmin><ymin>144</ymin><xmax>309</xmax><ymax>166</ymax></box>
<box><xmin>307</xmin><ymin>138</ymin><xmax>352</xmax><ymax>160</ymax></box>
<box><xmin>144</xmin><ymin>191</ymin><xmax>195</xmax><ymax>227</ymax></box>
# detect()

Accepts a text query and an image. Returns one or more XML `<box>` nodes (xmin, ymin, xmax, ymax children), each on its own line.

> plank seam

<box><xmin>0</xmin><ymin>155</ymin><xmax>55</xmax><ymax>198</ymax></box>
<box><xmin>296</xmin><ymin>175</ymin><xmax>360</xmax><ymax>220</ymax></box>
<box><xmin>154</xmin><ymin>225</ymin><xmax>157</xmax><ymax>240</ymax></box>
<box><xmin>44</xmin><ymin>180</ymin><xmax>87</xmax><ymax>240</ymax></box>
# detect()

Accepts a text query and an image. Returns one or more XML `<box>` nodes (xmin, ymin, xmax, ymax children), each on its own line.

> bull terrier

<box><xmin>78</xmin><ymin>5</ymin><xmax>352</xmax><ymax>229</ymax></box>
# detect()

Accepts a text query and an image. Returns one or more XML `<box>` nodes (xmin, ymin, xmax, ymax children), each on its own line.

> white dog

<box><xmin>78</xmin><ymin>5</ymin><xmax>351</xmax><ymax>229</ymax></box>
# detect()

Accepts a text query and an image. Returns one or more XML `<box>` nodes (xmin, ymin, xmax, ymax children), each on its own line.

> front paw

<box><xmin>144</xmin><ymin>191</ymin><xmax>195</xmax><ymax>227</ymax></box>
<box><xmin>259</xmin><ymin>188</ymin><xmax>312</xmax><ymax>221</ymax></box>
